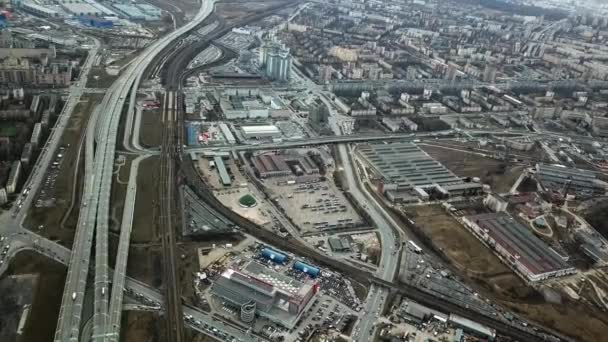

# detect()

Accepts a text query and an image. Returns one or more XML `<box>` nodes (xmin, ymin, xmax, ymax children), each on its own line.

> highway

<box><xmin>51</xmin><ymin>1</ymin><xmax>218</xmax><ymax>341</ymax></box>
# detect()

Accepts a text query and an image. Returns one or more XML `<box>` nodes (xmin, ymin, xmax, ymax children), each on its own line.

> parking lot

<box><xmin>267</xmin><ymin>180</ymin><xmax>363</xmax><ymax>234</ymax></box>
<box><xmin>35</xmin><ymin>146</ymin><xmax>67</xmax><ymax>208</ymax></box>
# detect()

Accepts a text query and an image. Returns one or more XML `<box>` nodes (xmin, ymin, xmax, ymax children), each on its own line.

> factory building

<box><xmin>536</xmin><ymin>163</ymin><xmax>607</xmax><ymax>198</ymax></box>
<box><xmin>260</xmin><ymin>248</ymin><xmax>287</xmax><ymax>264</ymax></box>
<box><xmin>211</xmin><ymin>261</ymin><xmax>317</xmax><ymax>328</ymax></box>
<box><xmin>218</xmin><ymin>123</ymin><xmax>236</xmax><ymax>144</ymax></box>
<box><xmin>241</xmin><ymin>125</ymin><xmax>281</xmax><ymax>139</ymax></box>
<box><xmin>6</xmin><ymin>160</ymin><xmax>21</xmax><ymax>194</ymax></box>
<box><xmin>357</xmin><ymin>142</ymin><xmax>482</xmax><ymax>202</ymax></box>
<box><xmin>252</xmin><ymin>151</ymin><xmax>319</xmax><ymax>179</ymax></box>
<box><xmin>213</xmin><ymin>156</ymin><xmax>231</xmax><ymax>186</ymax></box>
<box><xmin>448</xmin><ymin>314</ymin><xmax>495</xmax><ymax>340</ymax></box>
<box><xmin>220</xmin><ymin>97</ymin><xmax>269</xmax><ymax>120</ymax></box>
<box><xmin>462</xmin><ymin>212</ymin><xmax>576</xmax><ymax>282</ymax></box>
<box><xmin>19</xmin><ymin>1</ymin><xmax>60</xmax><ymax>18</ymax></box>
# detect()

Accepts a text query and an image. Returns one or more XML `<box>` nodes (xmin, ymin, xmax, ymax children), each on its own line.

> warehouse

<box><xmin>252</xmin><ymin>152</ymin><xmax>292</xmax><ymax>178</ymax></box>
<box><xmin>536</xmin><ymin>163</ymin><xmax>607</xmax><ymax>198</ymax></box>
<box><xmin>213</xmin><ymin>156</ymin><xmax>231</xmax><ymax>186</ymax></box>
<box><xmin>462</xmin><ymin>212</ymin><xmax>576</xmax><ymax>282</ymax></box>
<box><xmin>211</xmin><ymin>261</ymin><xmax>317</xmax><ymax>328</ymax></box>
<box><xmin>357</xmin><ymin>142</ymin><xmax>482</xmax><ymax>201</ymax></box>
<box><xmin>241</xmin><ymin>125</ymin><xmax>281</xmax><ymax>139</ymax></box>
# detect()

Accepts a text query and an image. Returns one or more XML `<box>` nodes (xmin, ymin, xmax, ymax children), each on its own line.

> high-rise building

<box><xmin>308</xmin><ymin>99</ymin><xmax>329</xmax><ymax>129</ymax></box>
<box><xmin>318</xmin><ymin>64</ymin><xmax>332</xmax><ymax>83</ymax></box>
<box><xmin>483</xmin><ymin>64</ymin><xmax>497</xmax><ymax>83</ymax></box>
<box><xmin>260</xmin><ymin>40</ymin><xmax>291</xmax><ymax>82</ymax></box>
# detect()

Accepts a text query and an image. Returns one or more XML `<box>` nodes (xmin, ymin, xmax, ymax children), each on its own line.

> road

<box><xmin>49</xmin><ymin>1</ymin><xmax>218</xmax><ymax>341</ymax></box>
<box><xmin>289</xmin><ymin>55</ymin><xmax>403</xmax><ymax>341</ymax></box>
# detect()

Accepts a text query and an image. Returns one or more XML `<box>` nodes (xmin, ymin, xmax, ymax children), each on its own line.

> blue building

<box><xmin>79</xmin><ymin>16</ymin><xmax>113</xmax><ymax>28</ymax></box>
<box><xmin>260</xmin><ymin>248</ymin><xmax>287</xmax><ymax>264</ymax></box>
<box><xmin>186</xmin><ymin>124</ymin><xmax>197</xmax><ymax>146</ymax></box>
<box><xmin>293</xmin><ymin>261</ymin><xmax>320</xmax><ymax>278</ymax></box>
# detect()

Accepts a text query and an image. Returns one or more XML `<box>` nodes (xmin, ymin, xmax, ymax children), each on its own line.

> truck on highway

<box><xmin>71</xmin><ymin>292</ymin><xmax>77</xmax><ymax>301</ymax></box>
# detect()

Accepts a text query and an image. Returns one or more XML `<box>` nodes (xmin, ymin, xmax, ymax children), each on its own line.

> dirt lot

<box><xmin>139</xmin><ymin>107</ymin><xmax>162</xmax><ymax>148</ymax></box>
<box><xmin>127</xmin><ymin>245</ymin><xmax>162</xmax><ymax>287</ymax></box>
<box><xmin>120</xmin><ymin>311</ymin><xmax>163</xmax><ymax>342</ymax></box>
<box><xmin>581</xmin><ymin>198</ymin><xmax>608</xmax><ymax>240</ymax></box>
<box><xmin>3</xmin><ymin>251</ymin><xmax>66</xmax><ymax>342</ymax></box>
<box><xmin>132</xmin><ymin>156</ymin><xmax>160</xmax><ymax>244</ymax></box>
<box><xmin>215</xmin><ymin>0</ymin><xmax>292</xmax><ymax>25</ymax></box>
<box><xmin>403</xmin><ymin>205</ymin><xmax>608</xmax><ymax>341</ymax></box>
<box><xmin>24</xmin><ymin>94</ymin><xmax>103</xmax><ymax>248</ymax></box>
<box><xmin>420</xmin><ymin>144</ymin><xmax>524</xmax><ymax>193</ymax></box>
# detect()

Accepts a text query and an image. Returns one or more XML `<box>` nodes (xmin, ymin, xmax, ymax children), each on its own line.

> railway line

<box><xmin>159</xmin><ymin>91</ymin><xmax>185</xmax><ymax>342</ymax></box>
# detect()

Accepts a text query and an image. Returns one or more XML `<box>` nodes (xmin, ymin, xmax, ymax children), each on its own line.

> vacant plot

<box><xmin>139</xmin><ymin>108</ymin><xmax>162</xmax><ymax>148</ymax></box>
<box><xmin>127</xmin><ymin>245</ymin><xmax>162</xmax><ymax>287</ymax></box>
<box><xmin>120</xmin><ymin>311</ymin><xmax>163</xmax><ymax>342</ymax></box>
<box><xmin>406</xmin><ymin>205</ymin><xmax>516</xmax><ymax>281</ymax></box>
<box><xmin>132</xmin><ymin>156</ymin><xmax>160</xmax><ymax>244</ymax></box>
<box><xmin>4</xmin><ymin>251</ymin><xmax>66</xmax><ymax>342</ymax></box>
<box><xmin>25</xmin><ymin>94</ymin><xmax>103</xmax><ymax>247</ymax></box>
<box><xmin>420</xmin><ymin>144</ymin><xmax>523</xmax><ymax>193</ymax></box>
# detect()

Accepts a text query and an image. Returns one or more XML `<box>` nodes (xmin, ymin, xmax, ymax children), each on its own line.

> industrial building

<box><xmin>211</xmin><ymin>261</ymin><xmax>317</xmax><ymax>328</ymax></box>
<box><xmin>251</xmin><ymin>151</ymin><xmax>320</xmax><ymax>179</ymax></box>
<box><xmin>448</xmin><ymin>314</ymin><xmax>495</xmax><ymax>340</ymax></box>
<box><xmin>356</xmin><ymin>142</ymin><xmax>482</xmax><ymax>202</ymax></box>
<box><xmin>536</xmin><ymin>163</ymin><xmax>608</xmax><ymax>198</ymax></box>
<box><xmin>218</xmin><ymin>123</ymin><xmax>236</xmax><ymax>144</ymax></box>
<box><xmin>328</xmin><ymin>236</ymin><xmax>351</xmax><ymax>252</ymax></box>
<box><xmin>213</xmin><ymin>156</ymin><xmax>231</xmax><ymax>186</ymax></box>
<box><xmin>241</xmin><ymin>125</ymin><xmax>281</xmax><ymax>139</ymax></box>
<box><xmin>260</xmin><ymin>248</ymin><xmax>288</xmax><ymax>264</ymax></box>
<box><xmin>462</xmin><ymin>212</ymin><xmax>576</xmax><ymax>282</ymax></box>
<box><xmin>220</xmin><ymin>96</ymin><xmax>269</xmax><ymax>120</ymax></box>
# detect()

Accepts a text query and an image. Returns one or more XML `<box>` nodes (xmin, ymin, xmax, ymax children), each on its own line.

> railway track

<box><xmin>158</xmin><ymin>90</ymin><xmax>185</xmax><ymax>342</ymax></box>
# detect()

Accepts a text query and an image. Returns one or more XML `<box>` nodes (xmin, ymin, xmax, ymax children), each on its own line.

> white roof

<box><xmin>241</xmin><ymin>125</ymin><xmax>280</xmax><ymax>134</ymax></box>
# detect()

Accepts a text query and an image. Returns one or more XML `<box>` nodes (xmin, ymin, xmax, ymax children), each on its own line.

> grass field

<box><xmin>132</xmin><ymin>156</ymin><xmax>160</xmax><ymax>244</ymax></box>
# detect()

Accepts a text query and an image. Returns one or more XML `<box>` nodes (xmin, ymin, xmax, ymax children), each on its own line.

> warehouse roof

<box><xmin>357</xmin><ymin>142</ymin><xmax>464</xmax><ymax>188</ymax></box>
<box><xmin>465</xmin><ymin>212</ymin><xmax>571</xmax><ymax>276</ymax></box>
<box><xmin>241</xmin><ymin>125</ymin><xmax>280</xmax><ymax>135</ymax></box>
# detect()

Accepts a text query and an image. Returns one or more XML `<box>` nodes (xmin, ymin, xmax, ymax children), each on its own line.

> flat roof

<box><xmin>241</xmin><ymin>125</ymin><xmax>280</xmax><ymax>134</ymax></box>
<box><xmin>241</xmin><ymin>261</ymin><xmax>308</xmax><ymax>297</ymax></box>
<box><xmin>357</xmin><ymin>142</ymin><xmax>464</xmax><ymax>189</ymax></box>
<box><xmin>465</xmin><ymin>212</ymin><xmax>571</xmax><ymax>276</ymax></box>
<box><xmin>213</xmin><ymin>156</ymin><xmax>231</xmax><ymax>185</ymax></box>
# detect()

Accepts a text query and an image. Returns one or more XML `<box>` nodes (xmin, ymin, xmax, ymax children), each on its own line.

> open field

<box><xmin>132</xmin><ymin>156</ymin><xmax>160</xmax><ymax>244</ymax></box>
<box><xmin>420</xmin><ymin>144</ymin><xmax>524</xmax><ymax>193</ymax></box>
<box><xmin>24</xmin><ymin>94</ymin><xmax>103</xmax><ymax>248</ymax></box>
<box><xmin>127</xmin><ymin>245</ymin><xmax>162</xmax><ymax>287</ymax></box>
<box><xmin>120</xmin><ymin>311</ymin><xmax>163</xmax><ymax>342</ymax></box>
<box><xmin>139</xmin><ymin>107</ymin><xmax>162</xmax><ymax>148</ymax></box>
<box><xmin>3</xmin><ymin>251</ymin><xmax>66</xmax><ymax>342</ymax></box>
<box><xmin>403</xmin><ymin>205</ymin><xmax>608</xmax><ymax>341</ymax></box>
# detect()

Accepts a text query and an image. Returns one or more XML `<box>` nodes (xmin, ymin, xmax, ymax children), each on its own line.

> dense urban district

<box><xmin>1</xmin><ymin>0</ymin><xmax>608</xmax><ymax>342</ymax></box>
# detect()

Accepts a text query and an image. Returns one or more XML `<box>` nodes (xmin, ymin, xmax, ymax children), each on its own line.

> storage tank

<box><xmin>260</xmin><ymin>248</ymin><xmax>287</xmax><ymax>264</ymax></box>
<box><xmin>293</xmin><ymin>261</ymin><xmax>320</xmax><ymax>278</ymax></box>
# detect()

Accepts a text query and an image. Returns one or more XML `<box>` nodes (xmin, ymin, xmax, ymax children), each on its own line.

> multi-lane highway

<box><xmin>52</xmin><ymin>1</ymin><xmax>217</xmax><ymax>341</ymax></box>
